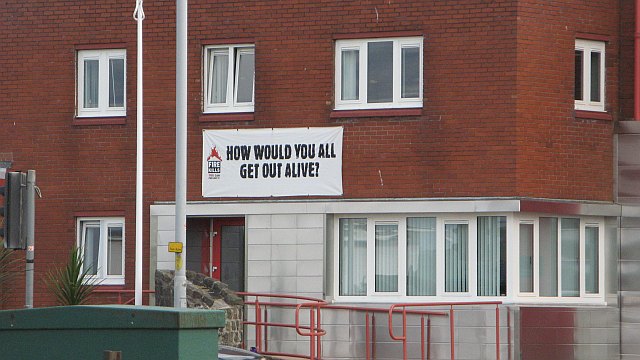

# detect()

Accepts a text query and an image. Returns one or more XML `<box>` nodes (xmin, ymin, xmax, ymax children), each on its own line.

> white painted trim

<box><xmin>77</xmin><ymin>217</ymin><xmax>125</xmax><ymax>286</ymax></box>
<box><xmin>334</xmin><ymin>36</ymin><xmax>423</xmax><ymax>110</ymax></box>
<box><xmin>150</xmin><ymin>198</ymin><xmax>620</xmax><ymax>217</ymax></box>
<box><xmin>77</xmin><ymin>49</ymin><xmax>127</xmax><ymax>118</ymax></box>
<box><xmin>574</xmin><ymin>39</ymin><xmax>606</xmax><ymax>112</ymax></box>
<box><xmin>203</xmin><ymin>44</ymin><xmax>255</xmax><ymax>114</ymax></box>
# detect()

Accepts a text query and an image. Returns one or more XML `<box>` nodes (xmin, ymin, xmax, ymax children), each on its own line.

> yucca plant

<box><xmin>0</xmin><ymin>240</ymin><xmax>18</xmax><ymax>306</ymax></box>
<box><xmin>45</xmin><ymin>246</ymin><xmax>100</xmax><ymax>305</ymax></box>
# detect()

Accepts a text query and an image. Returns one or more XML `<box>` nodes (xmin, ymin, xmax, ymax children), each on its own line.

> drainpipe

<box><xmin>633</xmin><ymin>0</ymin><xmax>640</xmax><ymax>121</ymax></box>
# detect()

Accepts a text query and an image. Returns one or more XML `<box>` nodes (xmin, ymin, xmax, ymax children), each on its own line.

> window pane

<box><xmin>519</xmin><ymin>223</ymin><xmax>534</xmax><ymax>293</ymax></box>
<box><xmin>406</xmin><ymin>217</ymin><xmax>436</xmax><ymax>296</ymax></box>
<box><xmin>375</xmin><ymin>223</ymin><xmax>398</xmax><ymax>293</ymax></box>
<box><xmin>82</xmin><ymin>224</ymin><xmax>100</xmax><ymax>275</ymax></box>
<box><xmin>445</xmin><ymin>223</ymin><xmax>468</xmax><ymax>292</ymax></box>
<box><xmin>367</xmin><ymin>41</ymin><xmax>393</xmax><ymax>103</ymax></box>
<box><xmin>539</xmin><ymin>217</ymin><xmax>558</xmax><ymax>297</ymax></box>
<box><xmin>590</xmin><ymin>52</ymin><xmax>601</xmax><ymax>102</ymax></box>
<box><xmin>236</xmin><ymin>50</ymin><xmax>255</xmax><ymax>103</ymax></box>
<box><xmin>585</xmin><ymin>226</ymin><xmax>599</xmax><ymax>294</ymax></box>
<box><xmin>209</xmin><ymin>51</ymin><xmax>229</xmax><ymax>104</ymax></box>
<box><xmin>107</xmin><ymin>225</ymin><xmax>123</xmax><ymax>275</ymax></box>
<box><xmin>341</xmin><ymin>49</ymin><xmax>359</xmax><ymax>101</ymax></box>
<box><xmin>108</xmin><ymin>58</ymin><xmax>125</xmax><ymax>108</ymax></box>
<box><xmin>401</xmin><ymin>47</ymin><xmax>420</xmax><ymax>99</ymax></box>
<box><xmin>477</xmin><ymin>216</ymin><xmax>506</xmax><ymax>296</ymax></box>
<box><xmin>84</xmin><ymin>60</ymin><xmax>99</xmax><ymax>108</ymax></box>
<box><xmin>339</xmin><ymin>219</ymin><xmax>367</xmax><ymax>296</ymax></box>
<box><xmin>574</xmin><ymin>50</ymin><xmax>583</xmax><ymax>101</ymax></box>
<box><xmin>561</xmin><ymin>218</ymin><xmax>580</xmax><ymax>297</ymax></box>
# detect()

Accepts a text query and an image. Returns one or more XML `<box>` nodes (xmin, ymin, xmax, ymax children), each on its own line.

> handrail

<box><xmin>240</xmin><ymin>292</ymin><xmax>327</xmax><ymax>360</ymax></box>
<box><xmin>388</xmin><ymin>301</ymin><xmax>503</xmax><ymax>360</ymax></box>
<box><xmin>240</xmin><ymin>292</ymin><xmax>502</xmax><ymax>360</ymax></box>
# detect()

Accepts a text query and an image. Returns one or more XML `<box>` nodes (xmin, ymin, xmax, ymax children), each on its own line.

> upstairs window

<box><xmin>77</xmin><ymin>217</ymin><xmax>125</xmax><ymax>285</ymax></box>
<box><xmin>77</xmin><ymin>49</ymin><xmax>126</xmax><ymax>117</ymax></box>
<box><xmin>204</xmin><ymin>44</ymin><xmax>255</xmax><ymax>113</ymax></box>
<box><xmin>574</xmin><ymin>39</ymin><xmax>605</xmax><ymax>112</ymax></box>
<box><xmin>335</xmin><ymin>37</ymin><xmax>423</xmax><ymax>110</ymax></box>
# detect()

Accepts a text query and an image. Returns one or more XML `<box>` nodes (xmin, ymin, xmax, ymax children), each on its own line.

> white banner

<box><xmin>203</xmin><ymin>127</ymin><xmax>343</xmax><ymax>197</ymax></box>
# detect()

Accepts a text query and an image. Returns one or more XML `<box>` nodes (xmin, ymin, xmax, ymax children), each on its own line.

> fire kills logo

<box><xmin>207</xmin><ymin>146</ymin><xmax>222</xmax><ymax>179</ymax></box>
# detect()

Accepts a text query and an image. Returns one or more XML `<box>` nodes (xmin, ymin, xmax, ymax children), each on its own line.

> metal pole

<box><xmin>25</xmin><ymin>170</ymin><xmax>35</xmax><ymax>308</ymax></box>
<box><xmin>133</xmin><ymin>0</ymin><xmax>145</xmax><ymax>307</ymax></box>
<box><xmin>174</xmin><ymin>0</ymin><xmax>188</xmax><ymax>308</ymax></box>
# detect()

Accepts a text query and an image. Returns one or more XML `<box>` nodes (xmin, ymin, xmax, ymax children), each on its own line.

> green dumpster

<box><xmin>0</xmin><ymin>305</ymin><xmax>224</xmax><ymax>359</ymax></box>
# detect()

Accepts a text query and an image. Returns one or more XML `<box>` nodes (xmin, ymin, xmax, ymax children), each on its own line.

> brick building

<box><xmin>0</xmin><ymin>0</ymin><xmax>638</xmax><ymax>358</ymax></box>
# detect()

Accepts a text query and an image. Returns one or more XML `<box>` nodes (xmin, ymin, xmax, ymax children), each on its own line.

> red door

<box><xmin>207</xmin><ymin>218</ymin><xmax>244</xmax><ymax>291</ymax></box>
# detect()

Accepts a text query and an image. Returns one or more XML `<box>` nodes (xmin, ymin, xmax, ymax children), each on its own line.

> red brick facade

<box><xmin>0</xmin><ymin>0</ymin><xmax>627</xmax><ymax>308</ymax></box>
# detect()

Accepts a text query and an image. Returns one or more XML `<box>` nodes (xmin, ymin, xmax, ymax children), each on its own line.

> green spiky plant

<box><xmin>0</xmin><ymin>240</ymin><xmax>18</xmax><ymax>307</ymax></box>
<box><xmin>45</xmin><ymin>246</ymin><xmax>100</xmax><ymax>305</ymax></box>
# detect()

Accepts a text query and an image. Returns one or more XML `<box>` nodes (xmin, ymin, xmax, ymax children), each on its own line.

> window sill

<box><xmin>574</xmin><ymin>110</ymin><xmax>612</xmax><ymax>121</ymax></box>
<box><xmin>73</xmin><ymin>116</ymin><xmax>127</xmax><ymax>126</ymax></box>
<box><xmin>84</xmin><ymin>279</ymin><xmax>125</xmax><ymax>286</ymax></box>
<box><xmin>199</xmin><ymin>112</ymin><xmax>255</xmax><ymax>123</ymax></box>
<box><xmin>330</xmin><ymin>108</ymin><xmax>422</xmax><ymax>119</ymax></box>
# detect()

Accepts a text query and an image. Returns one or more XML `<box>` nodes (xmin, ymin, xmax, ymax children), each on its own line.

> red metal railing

<box><xmin>240</xmin><ymin>292</ymin><xmax>503</xmax><ymax>360</ymax></box>
<box><xmin>388</xmin><ymin>301</ymin><xmax>503</xmax><ymax>360</ymax></box>
<box><xmin>322</xmin><ymin>304</ymin><xmax>447</xmax><ymax>360</ymax></box>
<box><xmin>93</xmin><ymin>289</ymin><xmax>155</xmax><ymax>305</ymax></box>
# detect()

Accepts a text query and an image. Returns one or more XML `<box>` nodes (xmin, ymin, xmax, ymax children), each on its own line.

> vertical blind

<box><xmin>375</xmin><ymin>223</ymin><xmax>398</xmax><ymax>292</ymax></box>
<box><xmin>561</xmin><ymin>218</ymin><xmax>580</xmax><ymax>297</ymax></box>
<box><xmin>585</xmin><ymin>226</ymin><xmax>599</xmax><ymax>294</ymax></box>
<box><xmin>478</xmin><ymin>216</ymin><xmax>506</xmax><ymax>296</ymax></box>
<box><xmin>339</xmin><ymin>218</ymin><xmax>367</xmax><ymax>296</ymax></box>
<box><xmin>406</xmin><ymin>217</ymin><xmax>436</xmax><ymax>296</ymax></box>
<box><xmin>445</xmin><ymin>223</ymin><xmax>468</xmax><ymax>292</ymax></box>
<box><xmin>539</xmin><ymin>217</ymin><xmax>558</xmax><ymax>297</ymax></box>
<box><xmin>519</xmin><ymin>223</ymin><xmax>534</xmax><ymax>293</ymax></box>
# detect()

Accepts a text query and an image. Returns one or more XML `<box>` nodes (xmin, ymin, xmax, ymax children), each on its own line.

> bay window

<box><xmin>335</xmin><ymin>214</ymin><xmax>604</xmax><ymax>302</ymax></box>
<box><xmin>445</xmin><ymin>222</ymin><xmax>469</xmax><ymax>293</ymax></box>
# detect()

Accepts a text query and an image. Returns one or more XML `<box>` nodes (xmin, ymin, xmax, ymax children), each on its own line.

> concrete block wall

<box><xmin>246</xmin><ymin>213</ymin><xmax>325</xmax><ymax>298</ymax></box>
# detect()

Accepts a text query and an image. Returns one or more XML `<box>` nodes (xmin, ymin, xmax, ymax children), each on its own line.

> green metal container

<box><xmin>0</xmin><ymin>305</ymin><xmax>225</xmax><ymax>359</ymax></box>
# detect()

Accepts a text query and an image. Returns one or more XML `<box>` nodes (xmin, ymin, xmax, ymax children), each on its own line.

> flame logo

<box><xmin>207</xmin><ymin>146</ymin><xmax>222</xmax><ymax>162</ymax></box>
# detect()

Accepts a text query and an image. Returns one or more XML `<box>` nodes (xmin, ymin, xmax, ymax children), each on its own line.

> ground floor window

<box><xmin>334</xmin><ymin>213</ymin><xmax>604</xmax><ymax>302</ymax></box>
<box><xmin>518</xmin><ymin>216</ymin><xmax>603</xmax><ymax>299</ymax></box>
<box><xmin>77</xmin><ymin>217</ymin><xmax>125</xmax><ymax>285</ymax></box>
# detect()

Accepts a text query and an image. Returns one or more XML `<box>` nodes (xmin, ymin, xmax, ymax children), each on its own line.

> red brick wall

<box><xmin>515</xmin><ymin>0</ymin><xmax>619</xmax><ymax>201</ymax></box>
<box><xmin>0</xmin><ymin>0</ymin><xmax>620</xmax><ymax>307</ymax></box>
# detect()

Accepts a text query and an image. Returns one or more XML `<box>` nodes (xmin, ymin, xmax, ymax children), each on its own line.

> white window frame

<box><xmin>77</xmin><ymin>49</ymin><xmax>126</xmax><ymax>118</ymax></box>
<box><xmin>333</xmin><ymin>213</ymin><xmax>605</xmax><ymax>304</ymax></box>
<box><xmin>574</xmin><ymin>39</ymin><xmax>605</xmax><ymax>112</ymax></box>
<box><xmin>441</xmin><ymin>219</ymin><xmax>473</xmax><ymax>297</ymax></box>
<box><xmin>77</xmin><ymin>217</ymin><xmax>125</xmax><ymax>285</ymax></box>
<box><xmin>203</xmin><ymin>44</ymin><xmax>255</xmax><ymax>114</ymax></box>
<box><xmin>334</xmin><ymin>37</ymin><xmax>423</xmax><ymax>110</ymax></box>
<box><xmin>513</xmin><ymin>215</ymin><xmax>604</xmax><ymax>302</ymax></box>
